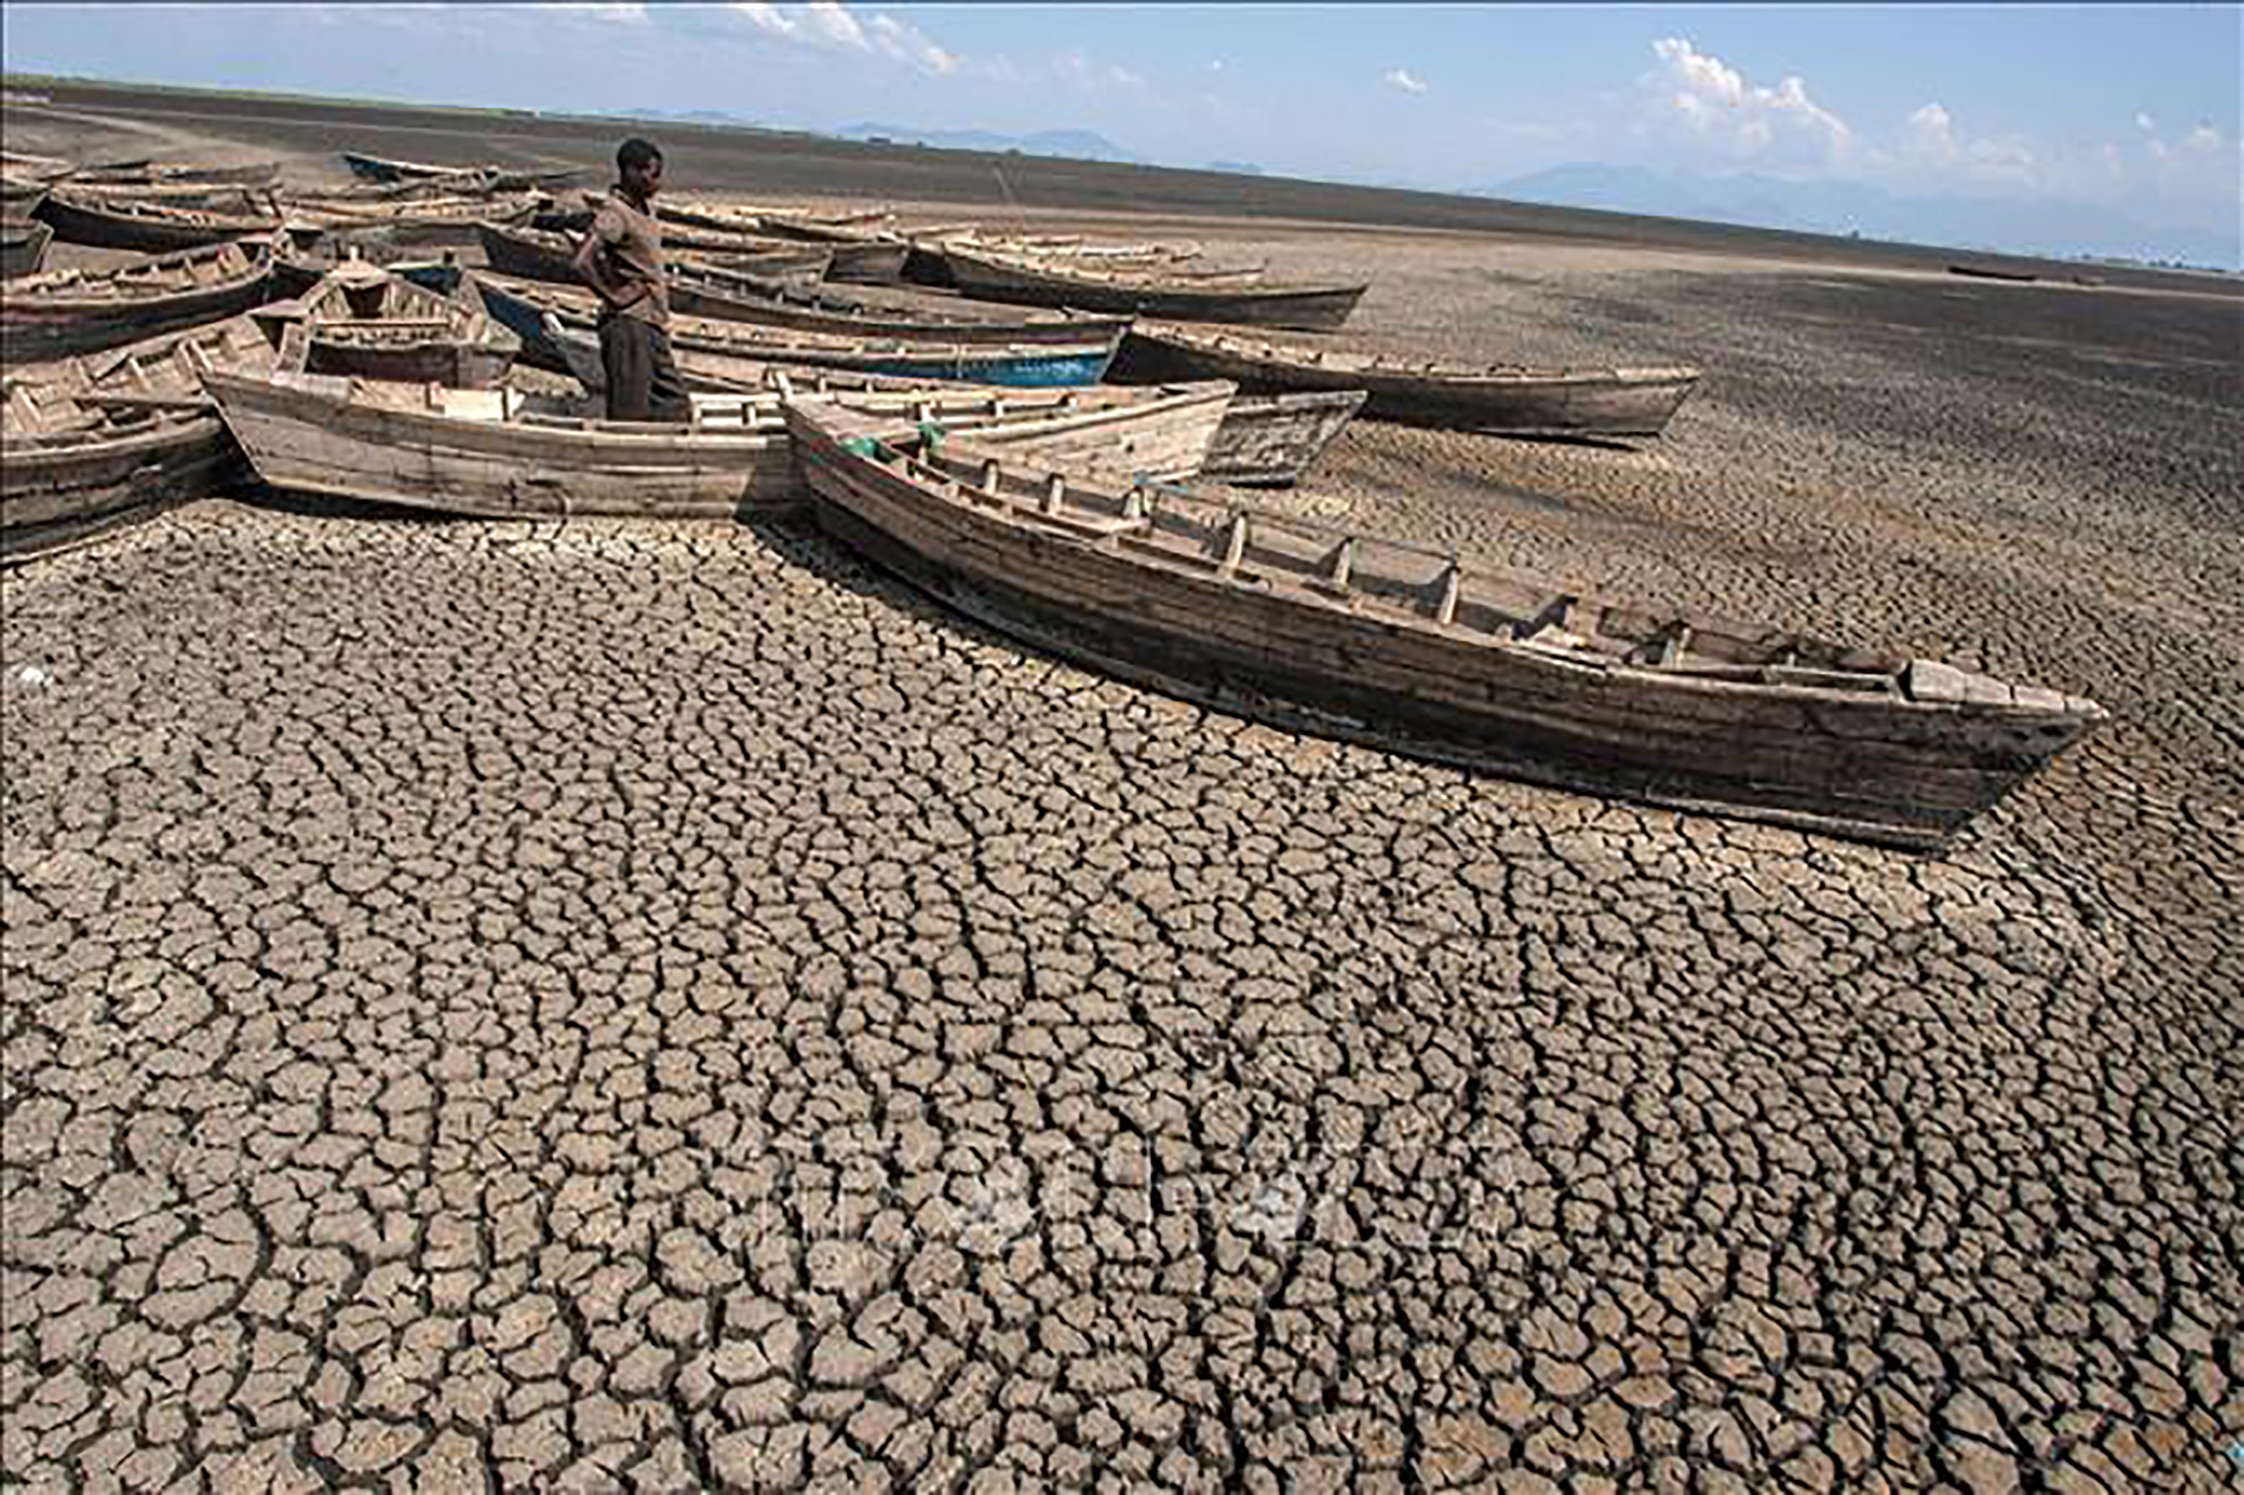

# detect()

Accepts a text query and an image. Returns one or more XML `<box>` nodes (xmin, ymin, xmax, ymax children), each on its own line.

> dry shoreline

<box><xmin>3</xmin><ymin>84</ymin><xmax>2239</xmax><ymax>1492</ymax></box>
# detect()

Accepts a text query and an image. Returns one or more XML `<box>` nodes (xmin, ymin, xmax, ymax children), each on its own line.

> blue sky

<box><xmin>5</xmin><ymin>2</ymin><xmax>2239</xmax><ymax>244</ymax></box>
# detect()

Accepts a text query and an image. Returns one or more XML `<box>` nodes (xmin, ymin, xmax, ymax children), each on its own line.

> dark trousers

<box><xmin>599</xmin><ymin>316</ymin><xmax>690</xmax><ymax>424</ymax></box>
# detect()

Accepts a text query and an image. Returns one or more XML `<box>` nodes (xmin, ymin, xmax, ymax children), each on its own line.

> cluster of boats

<box><xmin>0</xmin><ymin>147</ymin><xmax>2106</xmax><ymax>847</ymax></box>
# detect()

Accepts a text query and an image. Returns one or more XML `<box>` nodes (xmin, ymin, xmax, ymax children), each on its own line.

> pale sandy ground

<box><xmin>3</xmin><ymin>100</ymin><xmax>2241</xmax><ymax>1492</ymax></box>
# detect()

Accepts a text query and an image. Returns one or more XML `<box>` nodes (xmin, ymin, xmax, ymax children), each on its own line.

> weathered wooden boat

<box><xmin>255</xmin><ymin>260</ymin><xmax>519</xmax><ymax>387</ymax></box>
<box><xmin>1947</xmin><ymin>263</ymin><xmax>2040</xmax><ymax>284</ymax></box>
<box><xmin>72</xmin><ymin>159</ymin><xmax>283</xmax><ymax>189</ymax></box>
<box><xmin>0</xmin><ymin>150</ymin><xmax>77</xmax><ymax>182</ymax></box>
<box><xmin>203</xmin><ymin>369</ymin><xmax>1233</xmax><ymax>519</ymax></box>
<box><xmin>1201</xmin><ymin>390</ymin><xmax>1366</xmax><ymax>486</ymax></box>
<box><xmin>538</xmin><ymin>300</ymin><xmax>1114</xmax><ymax>391</ymax></box>
<box><xmin>1109</xmin><ymin>321</ymin><xmax>1701</xmax><ymax>437</ymax></box>
<box><xmin>469</xmin><ymin>267</ymin><xmax>1132</xmax><ymax>358</ymax></box>
<box><xmin>940</xmin><ymin>243</ymin><xmax>1365</xmax><ymax>331</ymax></box>
<box><xmin>901</xmin><ymin>229</ymin><xmax>1208</xmax><ymax>288</ymax></box>
<box><xmin>665</xmin><ymin>201</ymin><xmax>895</xmax><ymax>238</ymax></box>
<box><xmin>34</xmin><ymin>189</ymin><xmax>286</xmax><ymax>253</ymax></box>
<box><xmin>47</xmin><ymin>178</ymin><xmax>277</xmax><ymax>211</ymax></box>
<box><xmin>0</xmin><ymin>316</ymin><xmax>284</xmax><ymax>563</ymax></box>
<box><xmin>2</xmin><ymin>178</ymin><xmax>51</xmax><ymax>221</ymax></box>
<box><xmin>283</xmin><ymin>190</ymin><xmax>538</xmax><ymax>240</ymax></box>
<box><xmin>786</xmin><ymin>405</ymin><xmax>2108</xmax><ymax>848</ymax></box>
<box><xmin>2</xmin><ymin>220</ymin><xmax>53</xmax><ymax>279</ymax></box>
<box><xmin>475</xmin><ymin>220</ymin><xmax>831</xmax><ymax>292</ymax></box>
<box><xmin>652</xmin><ymin>200</ymin><xmax>908</xmax><ymax>282</ymax></box>
<box><xmin>339</xmin><ymin>151</ymin><xmax>486</xmax><ymax>185</ymax></box>
<box><xmin>1</xmin><ymin>238</ymin><xmax>276</xmax><ymax>365</ymax></box>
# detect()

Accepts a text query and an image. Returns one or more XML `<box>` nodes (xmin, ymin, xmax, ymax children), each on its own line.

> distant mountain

<box><xmin>1471</xmin><ymin>163</ymin><xmax>2241</xmax><ymax>270</ymax></box>
<box><xmin>834</xmin><ymin>123</ymin><xmax>1146</xmax><ymax>165</ymax></box>
<box><xmin>1206</xmin><ymin>161</ymin><xmax>1265</xmax><ymax>176</ymax></box>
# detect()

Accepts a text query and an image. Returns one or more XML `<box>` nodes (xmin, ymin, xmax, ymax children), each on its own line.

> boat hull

<box><xmin>1110</xmin><ymin>326</ymin><xmax>1700</xmax><ymax>436</ymax></box>
<box><xmin>1202</xmin><ymin>391</ymin><xmax>1365</xmax><ymax>486</ymax></box>
<box><xmin>470</xmin><ymin>269</ymin><xmax>1133</xmax><ymax>357</ymax></box>
<box><xmin>1</xmin><ymin>220</ymin><xmax>53</xmax><ymax>278</ymax></box>
<box><xmin>791</xmin><ymin>418</ymin><xmax>2103</xmax><ymax>849</ymax></box>
<box><xmin>34</xmin><ymin>193</ymin><xmax>280</xmax><ymax>254</ymax></box>
<box><xmin>1</xmin><ymin>412</ymin><xmax>241</xmax><ymax>564</ymax></box>
<box><xmin>206</xmin><ymin>373</ymin><xmax>802</xmax><ymax>520</ymax></box>
<box><xmin>1</xmin><ymin>252</ymin><xmax>274</xmax><ymax>365</ymax></box>
<box><xmin>942</xmin><ymin>247</ymin><xmax>1365</xmax><ymax>332</ymax></box>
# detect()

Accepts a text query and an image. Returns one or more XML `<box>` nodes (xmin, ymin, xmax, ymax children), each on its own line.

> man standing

<box><xmin>571</xmin><ymin>138</ymin><xmax>689</xmax><ymax>423</ymax></box>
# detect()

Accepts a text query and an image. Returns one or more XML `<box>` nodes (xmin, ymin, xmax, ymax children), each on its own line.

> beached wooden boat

<box><xmin>255</xmin><ymin>260</ymin><xmax>519</xmax><ymax>387</ymax></box>
<box><xmin>35</xmin><ymin>189</ymin><xmax>286</xmax><ymax>253</ymax></box>
<box><xmin>2</xmin><ymin>221</ymin><xmax>53</xmax><ymax>279</ymax></box>
<box><xmin>72</xmin><ymin>159</ymin><xmax>283</xmax><ymax>189</ymax></box>
<box><xmin>1947</xmin><ymin>263</ymin><xmax>2039</xmax><ymax>284</ymax></box>
<box><xmin>0</xmin><ymin>151</ymin><xmax>77</xmax><ymax>183</ymax></box>
<box><xmin>902</xmin><ymin>229</ymin><xmax>1209</xmax><ymax>288</ymax></box>
<box><xmin>284</xmin><ymin>190</ymin><xmax>538</xmax><ymax>242</ymax></box>
<box><xmin>2</xmin><ymin>238</ymin><xmax>275</xmax><ymax>365</ymax></box>
<box><xmin>2</xmin><ymin>178</ymin><xmax>51</xmax><ymax>222</ymax></box>
<box><xmin>476</xmin><ymin>220</ymin><xmax>831</xmax><ymax>291</ymax></box>
<box><xmin>1202</xmin><ymin>390</ymin><xmax>1365</xmax><ymax>486</ymax></box>
<box><xmin>343</xmin><ymin>152</ymin><xmax>582</xmax><ymax>193</ymax></box>
<box><xmin>1</xmin><ymin>392</ymin><xmax>234</xmax><ymax>563</ymax></box>
<box><xmin>541</xmin><ymin>311</ymin><xmax>1111</xmax><ymax>392</ymax></box>
<box><xmin>940</xmin><ymin>243</ymin><xmax>1365</xmax><ymax>331</ymax></box>
<box><xmin>1110</xmin><ymin>321</ymin><xmax>1701</xmax><ymax>437</ymax></box>
<box><xmin>787</xmin><ymin>405</ymin><xmax>2107</xmax><ymax>847</ymax></box>
<box><xmin>652</xmin><ymin>200</ymin><xmax>908</xmax><ymax>282</ymax></box>
<box><xmin>0</xmin><ymin>316</ymin><xmax>285</xmax><ymax>563</ymax></box>
<box><xmin>204</xmin><ymin>370</ymin><xmax>1233</xmax><ymax>519</ymax></box>
<box><xmin>469</xmin><ymin>267</ymin><xmax>1131</xmax><ymax>357</ymax></box>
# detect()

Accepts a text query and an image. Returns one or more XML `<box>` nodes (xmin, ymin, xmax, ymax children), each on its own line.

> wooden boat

<box><xmin>72</xmin><ymin>159</ymin><xmax>282</xmax><ymax>189</ymax></box>
<box><xmin>2</xmin><ymin>220</ymin><xmax>53</xmax><ymax>279</ymax></box>
<box><xmin>285</xmin><ymin>189</ymin><xmax>538</xmax><ymax>234</ymax></box>
<box><xmin>1110</xmin><ymin>321</ymin><xmax>1701</xmax><ymax>437</ymax></box>
<box><xmin>543</xmin><ymin>308</ymin><xmax>1112</xmax><ymax>391</ymax></box>
<box><xmin>1948</xmin><ymin>263</ymin><xmax>2040</xmax><ymax>284</ymax></box>
<box><xmin>255</xmin><ymin>260</ymin><xmax>519</xmax><ymax>387</ymax></box>
<box><xmin>35</xmin><ymin>190</ymin><xmax>285</xmax><ymax>253</ymax></box>
<box><xmin>2</xmin><ymin>238</ymin><xmax>275</xmax><ymax>365</ymax></box>
<box><xmin>344</xmin><ymin>152</ymin><xmax>583</xmax><ymax>193</ymax></box>
<box><xmin>203</xmin><ymin>369</ymin><xmax>1233</xmax><ymax>519</ymax></box>
<box><xmin>902</xmin><ymin>229</ymin><xmax>1207</xmax><ymax>288</ymax></box>
<box><xmin>0</xmin><ymin>150</ymin><xmax>78</xmax><ymax>182</ymax></box>
<box><xmin>653</xmin><ymin>200</ymin><xmax>908</xmax><ymax>282</ymax></box>
<box><xmin>1201</xmin><ymin>391</ymin><xmax>1365</xmax><ymax>486</ymax></box>
<box><xmin>468</xmin><ymin>266</ymin><xmax>1131</xmax><ymax>355</ymax></box>
<box><xmin>787</xmin><ymin>406</ymin><xmax>2108</xmax><ymax>848</ymax></box>
<box><xmin>476</xmin><ymin>220</ymin><xmax>831</xmax><ymax>291</ymax></box>
<box><xmin>338</xmin><ymin>151</ymin><xmax>479</xmax><ymax>185</ymax></box>
<box><xmin>2</xmin><ymin>178</ymin><xmax>51</xmax><ymax>222</ymax></box>
<box><xmin>940</xmin><ymin>243</ymin><xmax>1366</xmax><ymax>331</ymax></box>
<box><xmin>0</xmin><ymin>317</ymin><xmax>283</xmax><ymax>563</ymax></box>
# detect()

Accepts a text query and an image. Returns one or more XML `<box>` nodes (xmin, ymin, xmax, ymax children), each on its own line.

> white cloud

<box><xmin>1384</xmin><ymin>68</ymin><xmax>1428</xmax><ymax>95</ymax></box>
<box><xmin>544</xmin><ymin>1</ymin><xmax>648</xmax><ymax>22</ymax></box>
<box><xmin>2135</xmin><ymin>111</ymin><xmax>2157</xmax><ymax>133</ymax></box>
<box><xmin>726</xmin><ymin>1</ymin><xmax>955</xmax><ymax>74</ymax></box>
<box><xmin>1645</xmin><ymin>37</ymin><xmax>1855</xmax><ymax>167</ymax></box>
<box><xmin>867</xmin><ymin>12</ymin><xmax>956</xmax><ymax>73</ymax></box>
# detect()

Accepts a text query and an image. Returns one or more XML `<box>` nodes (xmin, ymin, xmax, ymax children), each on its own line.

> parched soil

<box><xmin>3</xmin><ymin>85</ymin><xmax>2240</xmax><ymax>1493</ymax></box>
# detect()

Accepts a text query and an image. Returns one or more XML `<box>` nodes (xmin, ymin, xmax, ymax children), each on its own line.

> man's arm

<box><xmin>572</xmin><ymin>216</ymin><xmax>637</xmax><ymax>313</ymax></box>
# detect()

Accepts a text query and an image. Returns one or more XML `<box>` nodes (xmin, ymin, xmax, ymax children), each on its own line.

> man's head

<box><xmin>616</xmin><ymin>137</ymin><xmax>664</xmax><ymax>199</ymax></box>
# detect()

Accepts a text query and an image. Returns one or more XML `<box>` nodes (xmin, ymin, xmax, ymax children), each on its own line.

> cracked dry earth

<box><xmin>4</xmin><ymin>233</ymin><xmax>2242</xmax><ymax>1494</ymax></box>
